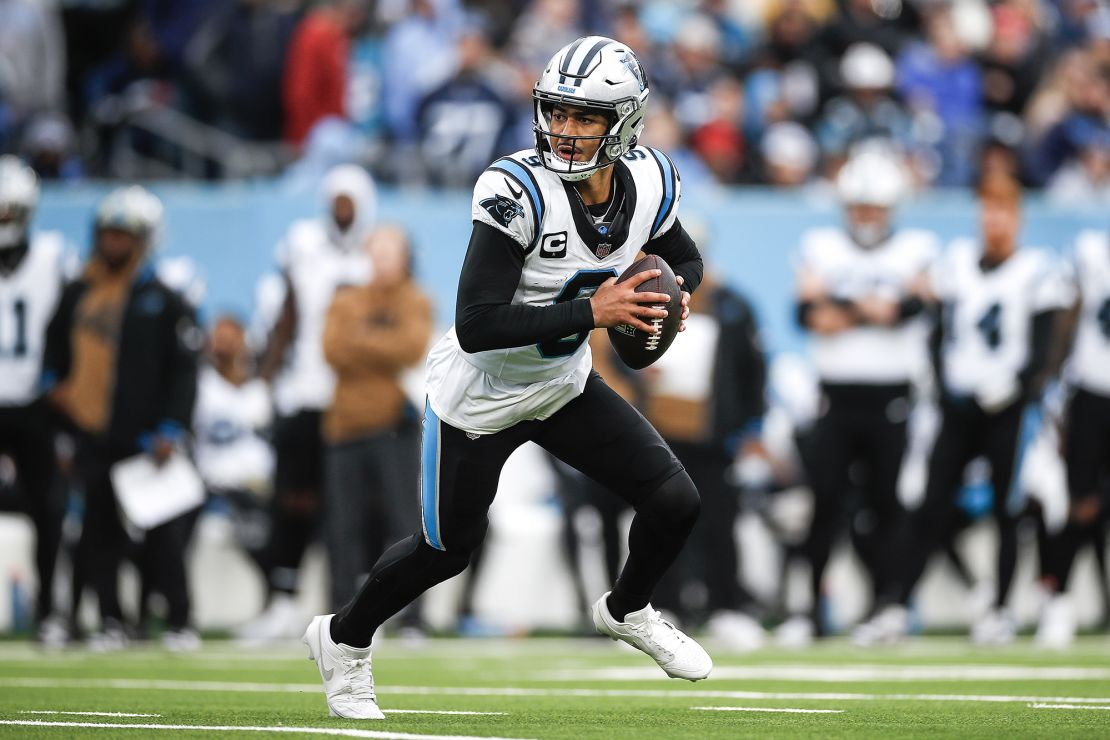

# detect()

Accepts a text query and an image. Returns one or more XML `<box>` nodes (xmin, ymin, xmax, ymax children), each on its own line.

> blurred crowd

<box><xmin>2</xmin><ymin>0</ymin><xmax>1110</xmax><ymax>195</ymax></box>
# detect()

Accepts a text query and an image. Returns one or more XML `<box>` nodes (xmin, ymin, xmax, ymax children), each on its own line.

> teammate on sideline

<box><xmin>860</xmin><ymin>173</ymin><xmax>1072</xmax><ymax>645</ymax></box>
<box><xmin>304</xmin><ymin>36</ymin><xmax>711</xmax><ymax>719</ymax></box>
<box><xmin>781</xmin><ymin>149</ymin><xmax>938</xmax><ymax>646</ymax></box>
<box><xmin>1036</xmin><ymin>226</ymin><xmax>1110</xmax><ymax>647</ymax></box>
<box><xmin>0</xmin><ymin>156</ymin><xmax>71</xmax><ymax>645</ymax></box>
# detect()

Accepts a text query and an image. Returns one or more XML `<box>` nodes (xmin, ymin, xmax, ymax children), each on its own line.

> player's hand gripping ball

<box><xmin>607</xmin><ymin>255</ymin><xmax>683</xmax><ymax>369</ymax></box>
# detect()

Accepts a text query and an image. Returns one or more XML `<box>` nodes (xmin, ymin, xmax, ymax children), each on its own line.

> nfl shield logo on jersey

<box><xmin>594</xmin><ymin>242</ymin><xmax>612</xmax><ymax>258</ymax></box>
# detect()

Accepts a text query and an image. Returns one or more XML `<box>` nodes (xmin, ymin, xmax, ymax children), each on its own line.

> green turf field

<box><xmin>1</xmin><ymin>636</ymin><xmax>1110</xmax><ymax>738</ymax></box>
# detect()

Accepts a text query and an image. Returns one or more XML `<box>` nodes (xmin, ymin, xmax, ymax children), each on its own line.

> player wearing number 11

<box><xmin>304</xmin><ymin>36</ymin><xmax>711</xmax><ymax>719</ymax></box>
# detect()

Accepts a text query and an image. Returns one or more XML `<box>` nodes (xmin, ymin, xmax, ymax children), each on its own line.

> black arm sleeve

<box><xmin>455</xmin><ymin>222</ymin><xmax>595</xmax><ymax>354</ymax></box>
<box><xmin>644</xmin><ymin>219</ymin><xmax>703</xmax><ymax>295</ymax></box>
<box><xmin>1018</xmin><ymin>309</ymin><xmax>1057</xmax><ymax>399</ymax></box>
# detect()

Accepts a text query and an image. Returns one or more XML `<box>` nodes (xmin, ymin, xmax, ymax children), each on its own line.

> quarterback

<box><xmin>304</xmin><ymin>36</ymin><xmax>711</xmax><ymax>719</ymax></box>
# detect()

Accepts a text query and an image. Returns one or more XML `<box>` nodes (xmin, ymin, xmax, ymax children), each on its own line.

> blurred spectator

<box><xmin>743</xmin><ymin>0</ymin><xmax>824</xmax><ymax>137</ymax></box>
<box><xmin>665</xmin><ymin>13</ymin><xmax>729</xmax><ymax>133</ymax></box>
<box><xmin>382</xmin><ymin>0</ymin><xmax>463</xmax><ymax>145</ymax></box>
<box><xmin>19</xmin><ymin>112</ymin><xmax>82</xmax><ymax>181</ymax></box>
<box><xmin>759</xmin><ymin>120</ymin><xmax>819</xmax><ymax>187</ymax></box>
<box><xmin>238</xmin><ymin>164</ymin><xmax>375</xmax><ymax>643</ymax></box>
<box><xmin>896</xmin><ymin>8</ymin><xmax>985</xmax><ymax>186</ymax></box>
<box><xmin>283</xmin><ymin>0</ymin><xmax>373</xmax><ymax>147</ymax></box>
<box><xmin>506</xmin><ymin>0</ymin><xmax>584</xmax><ymax>74</ymax></box>
<box><xmin>0</xmin><ymin>156</ymin><xmax>68</xmax><ymax>645</ymax></box>
<box><xmin>0</xmin><ymin>0</ymin><xmax>65</xmax><ymax>128</ymax></box>
<box><xmin>1046</xmin><ymin>129</ymin><xmax>1110</xmax><ymax>204</ymax></box>
<box><xmin>815</xmin><ymin>43</ymin><xmax>916</xmax><ymax>176</ymax></box>
<box><xmin>416</xmin><ymin>15</ymin><xmax>518</xmax><ymax>186</ymax></box>
<box><xmin>815</xmin><ymin>0</ymin><xmax>917</xmax><ymax>97</ymax></box>
<box><xmin>192</xmin><ymin>315</ymin><xmax>274</xmax><ymax>575</ymax></box>
<box><xmin>979</xmin><ymin>2</ymin><xmax>1050</xmax><ymax>123</ymax></box>
<box><xmin>1026</xmin><ymin>52</ymin><xmax>1110</xmax><ymax>185</ymax></box>
<box><xmin>689</xmin><ymin>77</ymin><xmax>747</xmax><ymax>183</ymax></box>
<box><xmin>43</xmin><ymin>186</ymin><xmax>200</xmax><ymax>650</ymax></box>
<box><xmin>698</xmin><ymin>0</ymin><xmax>755</xmax><ymax>67</ymax></box>
<box><xmin>637</xmin><ymin>105</ymin><xmax>715</xmax><ymax>189</ymax></box>
<box><xmin>321</xmin><ymin>224</ymin><xmax>431</xmax><ymax>615</ymax></box>
<box><xmin>184</xmin><ymin>0</ymin><xmax>300</xmax><ymax>141</ymax></box>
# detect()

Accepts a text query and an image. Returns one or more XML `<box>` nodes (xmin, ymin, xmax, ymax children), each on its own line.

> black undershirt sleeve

<box><xmin>1018</xmin><ymin>309</ymin><xmax>1057</xmax><ymax>399</ymax></box>
<box><xmin>454</xmin><ymin>222</ymin><xmax>595</xmax><ymax>354</ymax></box>
<box><xmin>644</xmin><ymin>219</ymin><xmax>704</xmax><ymax>295</ymax></box>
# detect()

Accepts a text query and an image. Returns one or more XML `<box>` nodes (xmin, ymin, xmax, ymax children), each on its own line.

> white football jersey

<box><xmin>0</xmin><ymin>232</ymin><xmax>72</xmax><ymax>406</ymax></box>
<box><xmin>272</xmin><ymin>219</ymin><xmax>372</xmax><ymax>416</ymax></box>
<box><xmin>797</xmin><ymin>226</ymin><xmax>940</xmax><ymax>384</ymax></box>
<box><xmin>193</xmin><ymin>366</ymin><xmax>275</xmax><ymax>491</ymax></box>
<box><xmin>1067</xmin><ymin>229</ymin><xmax>1110</xmax><ymax>396</ymax></box>
<box><xmin>426</xmin><ymin>146</ymin><xmax>682</xmax><ymax>434</ymax></box>
<box><xmin>933</xmin><ymin>239</ymin><xmax>1072</xmax><ymax>397</ymax></box>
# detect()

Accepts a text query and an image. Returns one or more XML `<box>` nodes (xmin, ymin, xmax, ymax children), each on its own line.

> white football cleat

<box><xmin>303</xmin><ymin>614</ymin><xmax>384</xmax><ymax>720</ymax></box>
<box><xmin>774</xmin><ymin>615</ymin><xmax>815</xmax><ymax>649</ymax></box>
<box><xmin>235</xmin><ymin>593</ymin><xmax>303</xmax><ymax>645</ymax></box>
<box><xmin>591</xmin><ymin>592</ymin><xmax>712</xmax><ymax>681</ymax></box>
<box><xmin>706</xmin><ymin>610</ymin><xmax>766</xmax><ymax>652</ymax></box>
<box><xmin>1035</xmin><ymin>593</ymin><xmax>1075</xmax><ymax>649</ymax></box>
<box><xmin>971</xmin><ymin>607</ymin><xmax>1017</xmax><ymax>646</ymax></box>
<box><xmin>163</xmin><ymin>627</ymin><xmax>202</xmax><ymax>653</ymax></box>
<box><xmin>852</xmin><ymin>605</ymin><xmax>909</xmax><ymax>647</ymax></box>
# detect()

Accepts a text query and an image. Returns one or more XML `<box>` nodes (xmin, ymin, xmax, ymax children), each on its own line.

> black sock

<box><xmin>606</xmin><ymin>587</ymin><xmax>649</xmax><ymax>622</ymax></box>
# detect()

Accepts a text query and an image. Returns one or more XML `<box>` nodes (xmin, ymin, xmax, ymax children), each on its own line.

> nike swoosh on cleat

<box><xmin>504</xmin><ymin>178</ymin><xmax>523</xmax><ymax>200</ymax></box>
<box><xmin>318</xmin><ymin>629</ymin><xmax>334</xmax><ymax>682</ymax></box>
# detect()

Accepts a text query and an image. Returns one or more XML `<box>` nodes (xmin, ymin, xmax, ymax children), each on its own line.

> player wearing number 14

<box><xmin>304</xmin><ymin>36</ymin><xmax>711</xmax><ymax>720</ymax></box>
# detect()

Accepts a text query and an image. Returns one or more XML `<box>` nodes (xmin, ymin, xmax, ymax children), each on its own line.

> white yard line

<box><xmin>382</xmin><ymin>711</ymin><xmax>507</xmax><ymax>716</ymax></box>
<box><xmin>0</xmin><ymin>720</ymin><xmax>532</xmax><ymax>740</ymax></box>
<box><xmin>692</xmin><ymin>706</ymin><xmax>845</xmax><ymax>714</ymax></box>
<box><xmin>18</xmin><ymin>710</ymin><xmax>162</xmax><ymax>717</ymax></box>
<box><xmin>1028</xmin><ymin>703</ymin><xmax>1110</xmax><ymax>711</ymax></box>
<box><xmin>538</xmin><ymin>665</ymin><xmax>1110</xmax><ymax>682</ymax></box>
<box><xmin>4</xmin><ymin>677</ymin><xmax>1110</xmax><ymax>705</ymax></box>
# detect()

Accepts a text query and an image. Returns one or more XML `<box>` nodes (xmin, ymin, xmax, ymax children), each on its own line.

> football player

<box><xmin>780</xmin><ymin>149</ymin><xmax>939</xmax><ymax>646</ymax></box>
<box><xmin>304</xmin><ymin>37</ymin><xmax>710</xmax><ymax>719</ymax></box>
<box><xmin>862</xmin><ymin>173</ymin><xmax>1071</xmax><ymax>645</ymax></box>
<box><xmin>0</xmin><ymin>156</ymin><xmax>70</xmax><ymax>645</ymax></box>
<box><xmin>239</xmin><ymin>164</ymin><xmax>376</xmax><ymax>642</ymax></box>
<box><xmin>1036</xmin><ymin>226</ymin><xmax>1110</xmax><ymax>647</ymax></box>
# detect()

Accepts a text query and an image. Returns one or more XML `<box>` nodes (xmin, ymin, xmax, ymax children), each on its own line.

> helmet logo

<box><xmin>619</xmin><ymin>52</ymin><xmax>645</xmax><ymax>92</ymax></box>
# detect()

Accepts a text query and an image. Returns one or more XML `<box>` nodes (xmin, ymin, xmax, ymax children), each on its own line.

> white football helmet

<box><xmin>95</xmin><ymin>185</ymin><xmax>165</xmax><ymax>251</ymax></box>
<box><xmin>533</xmin><ymin>36</ymin><xmax>650</xmax><ymax>181</ymax></box>
<box><xmin>0</xmin><ymin>155</ymin><xmax>40</xmax><ymax>250</ymax></box>
<box><xmin>836</xmin><ymin>149</ymin><xmax>908</xmax><ymax>208</ymax></box>
<box><xmin>837</xmin><ymin>149</ymin><xmax>907</xmax><ymax>247</ymax></box>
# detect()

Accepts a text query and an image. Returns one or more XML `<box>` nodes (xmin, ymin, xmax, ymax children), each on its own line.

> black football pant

<box><xmin>0</xmin><ymin>401</ymin><xmax>64</xmax><ymax>621</ymax></box>
<box><xmin>655</xmin><ymin>440</ymin><xmax>754</xmax><ymax>621</ymax></box>
<box><xmin>331</xmin><ymin>372</ymin><xmax>700</xmax><ymax>648</ymax></box>
<box><xmin>888</xmin><ymin>397</ymin><xmax>1029</xmax><ymax>608</ymax></box>
<box><xmin>259</xmin><ymin>410</ymin><xmax>323</xmax><ymax>596</ymax></box>
<box><xmin>1044</xmin><ymin>388</ymin><xmax>1110</xmax><ymax>592</ymax></box>
<box><xmin>802</xmin><ymin>383</ymin><xmax>910</xmax><ymax>631</ymax></box>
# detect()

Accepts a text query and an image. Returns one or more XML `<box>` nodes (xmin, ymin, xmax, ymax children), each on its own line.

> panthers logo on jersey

<box><xmin>479</xmin><ymin>194</ymin><xmax>526</xmax><ymax>228</ymax></box>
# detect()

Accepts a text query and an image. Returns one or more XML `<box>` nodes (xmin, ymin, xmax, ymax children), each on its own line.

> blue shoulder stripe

<box><xmin>648</xmin><ymin>148</ymin><xmax>678</xmax><ymax>237</ymax></box>
<box><xmin>490</xmin><ymin>157</ymin><xmax>545</xmax><ymax>249</ymax></box>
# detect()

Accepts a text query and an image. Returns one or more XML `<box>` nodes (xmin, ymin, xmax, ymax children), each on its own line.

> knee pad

<box><xmin>638</xmin><ymin>470</ymin><xmax>700</xmax><ymax>529</ymax></box>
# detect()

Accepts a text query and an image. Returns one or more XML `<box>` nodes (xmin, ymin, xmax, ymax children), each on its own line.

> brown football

<box><xmin>606</xmin><ymin>254</ymin><xmax>683</xmax><ymax>370</ymax></box>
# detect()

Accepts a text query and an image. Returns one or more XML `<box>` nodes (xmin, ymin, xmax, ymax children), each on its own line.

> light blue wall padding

<box><xmin>37</xmin><ymin>182</ymin><xmax>1109</xmax><ymax>355</ymax></box>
